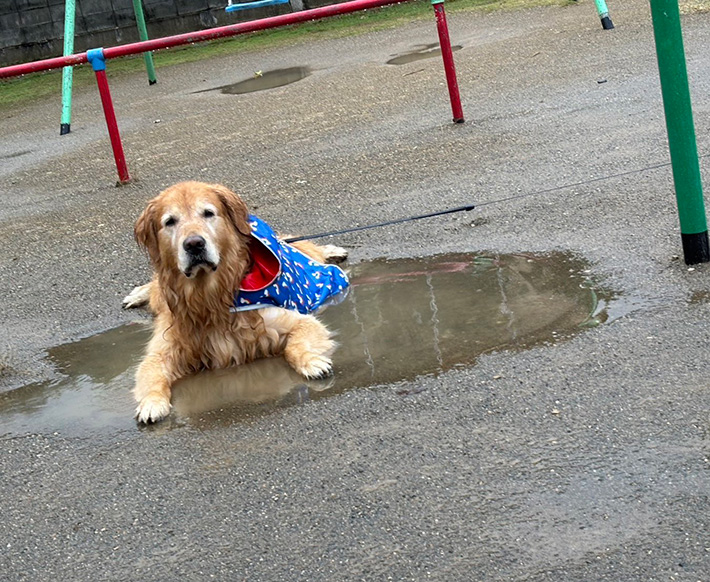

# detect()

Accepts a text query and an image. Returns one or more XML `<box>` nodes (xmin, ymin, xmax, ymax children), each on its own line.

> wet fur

<box><xmin>128</xmin><ymin>181</ymin><xmax>345</xmax><ymax>423</ymax></box>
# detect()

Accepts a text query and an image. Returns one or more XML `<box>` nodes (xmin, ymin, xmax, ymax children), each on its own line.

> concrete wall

<box><xmin>0</xmin><ymin>0</ymin><xmax>336</xmax><ymax>66</ymax></box>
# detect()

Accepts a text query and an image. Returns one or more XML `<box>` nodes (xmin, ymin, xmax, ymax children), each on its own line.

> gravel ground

<box><xmin>1</xmin><ymin>0</ymin><xmax>710</xmax><ymax>580</ymax></box>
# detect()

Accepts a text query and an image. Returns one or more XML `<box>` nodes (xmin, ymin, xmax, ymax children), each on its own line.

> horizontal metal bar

<box><xmin>0</xmin><ymin>0</ymin><xmax>409</xmax><ymax>79</ymax></box>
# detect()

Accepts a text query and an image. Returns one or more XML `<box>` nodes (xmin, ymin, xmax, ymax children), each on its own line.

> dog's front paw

<box><xmin>292</xmin><ymin>353</ymin><xmax>333</xmax><ymax>380</ymax></box>
<box><xmin>135</xmin><ymin>391</ymin><xmax>172</xmax><ymax>423</ymax></box>
<box><xmin>122</xmin><ymin>284</ymin><xmax>151</xmax><ymax>309</ymax></box>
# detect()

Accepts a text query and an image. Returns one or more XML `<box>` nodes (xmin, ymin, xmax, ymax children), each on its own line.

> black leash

<box><xmin>283</xmin><ymin>153</ymin><xmax>708</xmax><ymax>244</ymax></box>
<box><xmin>283</xmin><ymin>204</ymin><xmax>476</xmax><ymax>243</ymax></box>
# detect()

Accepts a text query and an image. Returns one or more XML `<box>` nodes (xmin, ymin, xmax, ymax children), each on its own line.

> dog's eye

<box><xmin>164</xmin><ymin>216</ymin><xmax>177</xmax><ymax>227</ymax></box>
<box><xmin>203</xmin><ymin>209</ymin><xmax>215</xmax><ymax>218</ymax></box>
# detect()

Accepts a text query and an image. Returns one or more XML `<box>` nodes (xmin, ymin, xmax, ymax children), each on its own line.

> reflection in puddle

<box><xmin>387</xmin><ymin>43</ymin><xmax>463</xmax><ymax>66</ymax></box>
<box><xmin>0</xmin><ymin>324</ymin><xmax>147</xmax><ymax>436</ymax></box>
<box><xmin>0</xmin><ymin>252</ymin><xmax>613</xmax><ymax>436</ymax></box>
<box><xmin>198</xmin><ymin>67</ymin><xmax>312</xmax><ymax>95</ymax></box>
<box><xmin>323</xmin><ymin>253</ymin><xmax>607</xmax><ymax>391</ymax></box>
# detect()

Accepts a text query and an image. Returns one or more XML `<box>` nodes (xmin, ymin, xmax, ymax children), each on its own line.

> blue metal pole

<box><xmin>132</xmin><ymin>0</ymin><xmax>157</xmax><ymax>84</ymax></box>
<box><xmin>60</xmin><ymin>0</ymin><xmax>76</xmax><ymax>135</ymax></box>
<box><xmin>594</xmin><ymin>0</ymin><xmax>614</xmax><ymax>29</ymax></box>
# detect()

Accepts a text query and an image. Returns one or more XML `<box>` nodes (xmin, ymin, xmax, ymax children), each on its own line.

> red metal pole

<box><xmin>87</xmin><ymin>49</ymin><xmax>130</xmax><ymax>184</ymax></box>
<box><xmin>0</xmin><ymin>53</ymin><xmax>88</xmax><ymax>78</ymax></box>
<box><xmin>432</xmin><ymin>0</ymin><xmax>464</xmax><ymax>124</ymax></box>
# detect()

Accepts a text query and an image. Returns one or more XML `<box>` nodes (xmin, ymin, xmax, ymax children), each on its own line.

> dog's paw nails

<box><xmin>122</xmin><ymin>285</ymin><xmax>150</xmax><ymax>309</ymax></box>
<box><xmin>296</xmin><ymin>355</ymin><xmax>333</xmax><ymax>380</ymax></box>
<box><xmin>322</xmin><ymin>245</ymin><xmax>348</xmax><ymax>264</ymax></box>
<box><xmin>122</xmin><ymin>297</ymin><xmax>139</xmax><ymax>309</ymax></box>
<box><xmin>135</xmin><ymin>393</ymin><xmax>172</xmax><ymax>424</ymax></box>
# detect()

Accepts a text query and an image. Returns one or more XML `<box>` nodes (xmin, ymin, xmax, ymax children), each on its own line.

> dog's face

<box><xmin>135</xmin><ymin>181</ymin><xmax>251</xmax><ymax>279</ymax></box>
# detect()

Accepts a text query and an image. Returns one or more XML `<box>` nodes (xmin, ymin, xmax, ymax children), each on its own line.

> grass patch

<box><xmin>0</xmin><ymin>0</ymin><xmax>567</xmax><ymax>109</ymax></box>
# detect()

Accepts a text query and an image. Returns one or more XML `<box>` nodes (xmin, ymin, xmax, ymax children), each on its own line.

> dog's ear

<box><xmin>134</xmin><ymin>199</ymin><xmax>161</xmax><ymax>265</ymax></box>
<box><xmin>212</xmin><ymin>184</ymin><xmax>251</xmax><ymax>237</ymax></box>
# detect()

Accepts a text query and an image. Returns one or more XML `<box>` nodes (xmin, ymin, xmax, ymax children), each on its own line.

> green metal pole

<box><xmin>60</xmin><ymin>0</ymin><xmax>76</xmax><ymax>135</ymax></box>
<box><xmin>594</xmin><ymin>0</ymin><xmax>614</xmax><ymax>29</ymax></box>
<box><xmin>132</xmin><ymin>0</ymin><xmax>157</xmax><ymax>84</ymax></box>
<box><xmin>650</xmin><ymin>0</ymin><xmax>709</xmax><ymax>264</ymax></box>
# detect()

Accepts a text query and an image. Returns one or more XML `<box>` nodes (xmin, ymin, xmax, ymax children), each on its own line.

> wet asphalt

<box><xmin>1</xmin><ymin>0</ymin><xmax>710</xmax><ymax>579</ymax></box>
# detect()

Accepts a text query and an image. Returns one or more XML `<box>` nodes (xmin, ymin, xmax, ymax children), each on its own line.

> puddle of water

<box><xmin>197</xmin><ymin>67</ymin><xmax>312</xmax><ymax>95</ymax></box>
<box><xmin>0</xmin><ymin>252</ymin><xmax>612</xmax><ymax>436</ymax></box>
<box><xmin>387</xmin><ymin>43</ymin><xmax>463</xmax><ymax>66</ymax></box>
<box><xmin>689</xmin><ymin>290</ymin><xmax>710</xmax><ymax>305</ymax></box>
<box><xmin>0</xmin><ymin>324</ymin><xmax>147</xmax><ymax>437</ymax></box>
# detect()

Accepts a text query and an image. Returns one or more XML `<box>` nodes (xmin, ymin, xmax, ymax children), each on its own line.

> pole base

<box><xmin>149</xmin><ymin>79</ymin><xmax>157</xmax><ymax>85</ymax></box>
<box><xmin>601</xmin><ymin>16</ymin><xmax>614</xmax><ymax>30</ymax></box>
<box><xmin>681</xmin><ymin>231</ymin><xmax>710</xmax><ymax>265</ymax></box>
<box><xmin>453</xmin><ymin>117</ymin><xmax>465</xmax><ymax>124</ymax></box>
<box><xmin>60</xmin><ymin>123</ymin><xmax>71</xmax><ymax>135</ymax></box>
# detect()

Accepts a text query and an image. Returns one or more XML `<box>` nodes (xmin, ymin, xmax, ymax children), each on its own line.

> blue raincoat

<box><xmin>231</xmin><ymin>215</ymin><xmax>349</xmax><ymax>314</ymax></box>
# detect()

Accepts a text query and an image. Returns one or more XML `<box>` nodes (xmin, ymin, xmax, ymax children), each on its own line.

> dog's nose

<box><xmin>183</xmin><ymin>235</ymin><xmax>206</xmax><ymax>255</ymax></box>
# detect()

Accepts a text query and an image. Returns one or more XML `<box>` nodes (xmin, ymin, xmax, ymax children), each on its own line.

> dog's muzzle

<box><xmin>182</xmin><ymin>235</ymin><xmax>217</xmax><ymax>277</ymax></box>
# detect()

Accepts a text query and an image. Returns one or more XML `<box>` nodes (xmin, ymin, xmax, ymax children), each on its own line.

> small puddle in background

<box><xmin>197</xmin><ymin>67</ymin><xmax>312</xmax><ymax>95</ymax></box>
<box><xmin>0</xmin><ymin>252</ymin><xmax>615</xmax><ymax>436</ymax></box>
<box><xmin>387</xmin><ymin>43</ymin><xmax>463</xmax><ymax>66</ymax></box>
<box><xmin>689</xmin><ymin>290</ymin><xmax>710</xmax><ymax>304</ymax></box>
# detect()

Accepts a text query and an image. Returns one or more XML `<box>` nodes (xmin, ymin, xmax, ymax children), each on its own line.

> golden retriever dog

<box><xmin>123</xmin><ymin>181</ymin><xmax>347</xmax><ymax>423</ymax></box>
